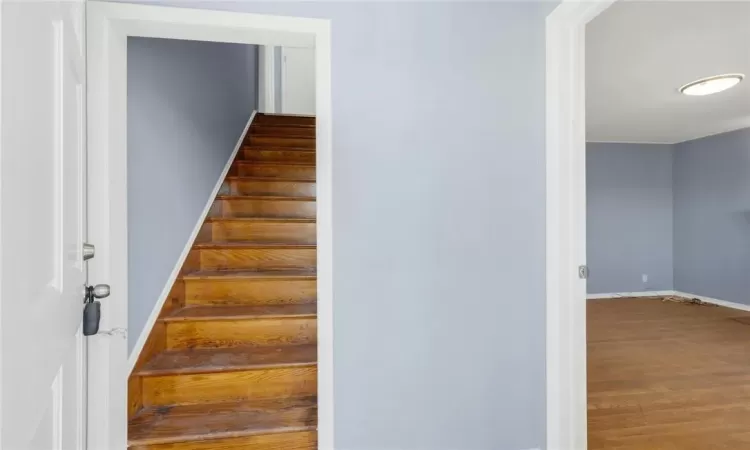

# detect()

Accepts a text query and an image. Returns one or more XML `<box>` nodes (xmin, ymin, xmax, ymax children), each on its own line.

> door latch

<box><xmin>83</xmin><ymin>284</ymin><xmax>110</xmax><ymax>336</ymax></box>
<box><xmin>83</xmin><ymin>243</ymin><xmax>96</xmax><ymax>261</ymax></box>
<box><xmin>578</xmin><ymin>265</ymin><xmax>589</xmax><ymax>280</ymax></box>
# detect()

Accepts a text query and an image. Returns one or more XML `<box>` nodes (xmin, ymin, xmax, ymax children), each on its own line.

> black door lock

<box><xmin>83</xmin><ymin>284</ymin><xmax>110</xmax><ymax>336</ymax></box>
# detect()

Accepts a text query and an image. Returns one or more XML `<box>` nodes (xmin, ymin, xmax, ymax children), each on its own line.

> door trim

<box><xmin>258</xmin><ymin>46</ymin><xmax>276</xmax><ymax>114</ymax></box>
<box><xmin>545</xmin><ymin>1</ymin><xmax>615</xmax><ymax>449</ymax></box>
<box><xmin>86</xmin><ymin>3</ymin><xmax>333</xmax><ymax>449</ymax></box>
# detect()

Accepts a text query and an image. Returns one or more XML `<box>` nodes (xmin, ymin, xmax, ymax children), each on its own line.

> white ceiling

<box><xmin>586</xmin><ymin>1</ymin><xmax>750</xmax><ymax>144</ymax></box>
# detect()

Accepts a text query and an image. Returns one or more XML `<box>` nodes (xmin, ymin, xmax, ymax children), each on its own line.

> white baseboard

<box><xmin>127</xmin><ymin>110</ymin><xmax>257</xmax><ymax>373</ymax></box>
<box><xmin>671</xmin><ymin>290</ymin><xmax>750</xmax><ymax>313</ymax></box>
<box><xmin>588</xmin><ymin>290</ymin><xmax>750</xmax><ymax>313</ymax></box>
<box><xmin>587</xmin><ymin>291</ymin><xmax>674</xmax><ymax>300</ymax></box>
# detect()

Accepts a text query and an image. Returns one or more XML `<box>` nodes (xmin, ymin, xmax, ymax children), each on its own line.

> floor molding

<box><xmin>587</xmin><ymin>291</ymin><xmax>674</xmax><ymax>300</ymax></box>
<box><xmin>588</xmin><ymin>290</ymin><xmax>750</xmax><ymax>313</ymax></box>
<box><xmin>671</xmin><ymin>291</ymin><xmax>750</xmax><ymax>313</ymax></box>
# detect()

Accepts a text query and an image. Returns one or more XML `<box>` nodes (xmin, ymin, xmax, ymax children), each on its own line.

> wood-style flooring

<box><xmin>588</xmin><ymin>297</ymin><xmax>750</xmax><ymax>449</ymax></box>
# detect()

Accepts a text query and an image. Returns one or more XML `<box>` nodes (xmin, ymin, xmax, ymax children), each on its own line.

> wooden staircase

<box><xmin>128</xmin><ymin>113</ymin><xmax>318</xmax><ymax>450</ymax></box>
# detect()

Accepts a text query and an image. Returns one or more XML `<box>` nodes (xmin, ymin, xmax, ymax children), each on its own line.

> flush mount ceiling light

<box><xmin>679</xmin><ymin>74</ymin><xmax>745</xmax><ymax>96</ymax></box>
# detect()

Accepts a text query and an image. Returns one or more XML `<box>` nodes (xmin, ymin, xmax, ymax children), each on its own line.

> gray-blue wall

<box><xmin>674</xmin><ymin>127</ymin><xmax>750</xmax><ymax>305</ymax></box>
<box><xmin>127</xmin><ymin>37</ymin><xmax>258</xmax><ymax>352</ymax></box>
<box><xmin>587</xmin><ymin>143</ymin><xmax>675</xmax><ymax>294</ymax></box>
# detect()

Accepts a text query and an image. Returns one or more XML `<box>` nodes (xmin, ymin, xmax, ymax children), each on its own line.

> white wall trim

<box><xmin>545</xmin><ymin>1</ymin><xmax>617</xmax><ymax>450</ymax></box>
<box><xmin>671</xmin><ymin>291</ymin><xmax>750</xmax><ymax>312</ymax></box>
<box><xmin>126</xmin><ymin>111</ymin><xmax>256</xmax><ymax>374</ymax></box>
<box><xmin>87</xmin><ymin>3</ymin><xmax>333</xmax><ymax>449</ymax></box>
<box><xmin>258</xmin><ymin>46</ymin><xmax>276</xmax><ymax>113</ymax></box>
<box><xmin>588</xmin><ymin>290</ymin><xmax>750</xmax><ymax>313</ymax></box>
<box><xmin>587</xmin><ymin>291</ymin><xmax>676</xmax><ymax>300</ymax></box>
<box><xmin>280</xmin><ymin>46</ymin><xmax>287</xmax><ymax>114</ymax></box>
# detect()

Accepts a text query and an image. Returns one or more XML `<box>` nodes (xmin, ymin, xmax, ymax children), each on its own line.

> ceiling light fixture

<box><xmin>679</xmin><ymin>74</ymin><xmax>745</xmax><ymax>96</ymax></box>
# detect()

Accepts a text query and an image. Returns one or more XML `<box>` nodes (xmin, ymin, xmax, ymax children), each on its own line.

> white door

<box><xmin>281</xmin><ymin>46</ymin><xmax>316</xmax><ymax>115</ymax></box>
<box><xmin>1</xmin><ymin>1</ymin><xmax>88</xmax><ymax>449</ymax></box>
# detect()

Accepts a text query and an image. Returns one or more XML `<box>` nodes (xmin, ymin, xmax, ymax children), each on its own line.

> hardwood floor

<box><xmin>588</xmin><ymin>297</ymin><xmax>750</xmax><ymax>449</ymax></box>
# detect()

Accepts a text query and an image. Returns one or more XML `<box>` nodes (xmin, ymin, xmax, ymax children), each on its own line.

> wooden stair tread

<box><xmin>225</xmin><ymin>176</ymin><xmax>316</xmax><ymax>183</ymax></box>
<box><xmin>243</xmin><ymin>146</ymin><xmax>316</xmax><ymax>152</ymax></box>
<box><xmin>235</xmin><ymin>161</ymin><xmax>316</xmax><ymax>167</ymax></box>
<box><xmin>216</xmin><ymin>195</ymin><xmax>316</xmax><ymax>201</ymax></box>
<box><xmin>182</xmin><ymin>269</ymin><xmax>316</xmax><ymax>281</ymax></box>
<box><xmin>204</xmin><ymin>217</ymin><xmax>315</xmax><ymax>223</ymax></box>
<box><xmin>164</xmin><ymin>304</ymin><xmax>317</xmax><ymax>322</ymax></box>
<box><xmin>136</xmin><ymin>344</ymin><xmax>317</xmax><ymax>376</ymax></box>
<box><xmin>128</xmin><ymin>396</ymin><xmax>317</xmax><ymax>446</ymax></box>
<box><xmin>193</xmin><ymin>242</ymin><xmax>316</xmax><ymax>249</ymax></box>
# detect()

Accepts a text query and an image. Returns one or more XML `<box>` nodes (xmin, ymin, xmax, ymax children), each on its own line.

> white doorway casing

<box><xmin>258</xmin><ymin>45</ymin><xmax>277</xmax><ymax>114</ymax></box>
<box><xmin>545</xmin><ymin>1</ymin><xmax>616</xmax><ymax>449</ymax></box>
<box><xmin>86</xmin><ymin>3</ymin><xmax>333</xmax><ymax>449</ymax></box>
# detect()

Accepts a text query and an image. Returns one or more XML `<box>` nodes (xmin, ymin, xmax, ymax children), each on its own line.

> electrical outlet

<box><xmin>642</xmin><ymin>274</ymin><xmax>649</xmax><ymax>284</ymax></box>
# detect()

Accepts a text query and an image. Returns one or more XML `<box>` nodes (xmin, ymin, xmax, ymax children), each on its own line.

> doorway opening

<box><xmin>87</xmin><ymin>3</ymin><xmax>332</xmax><ymax>448</ymax></box>
<box><xmin>548</xmin><ymin>1</ymin><xmax>750</xmax><ymax>448</ymax></box>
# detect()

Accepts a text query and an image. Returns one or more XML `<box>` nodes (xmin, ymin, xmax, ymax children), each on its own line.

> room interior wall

<box><xmin>127</xmin><ymin>37</ymin><xmax>258</xmax><ymax>352</ymax></box>
<box><xmin>587</xmin><ymin>127</ymin><xmax>750</xmax><ymax>303</ymax></box>
<box><xmin>673</xmin><ymin>127</ymin><xmax>750</xmax><ymax>305</ymax></box>
<box><xmin>586</xmin><ymin>142</ymin><xmax>675</xmax><ymax>294</ymax></box>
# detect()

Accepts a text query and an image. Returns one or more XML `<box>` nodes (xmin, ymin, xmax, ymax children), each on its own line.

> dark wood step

<box><xmin>250</xmin><ymin>125</ymin><xmax>315</xmax><ymax>138</ymax></box>
<box><xmin>254</xmin><ymin>114</ymin><xmax>315</xmax><ymax>127</ymax></box>
<box><xmin>162</xmin><ymin>304</ymin><xmax>317</xmax><ymax>349</ymax></box>
<box><xmin>202</xmin><ymin>218</ymin><xmax>316</xmax><ymax>245</ymax></box>
<box><xmin>164</xmin><ymin>304</ymin><xmax>317</xmax><ymax>322</ymax></box>
<box><xmin>136</xmin><ymin>345</ymin><xmax>317</xmax><ymax>406</ymax></box>
<box><xmin>190</xmin><ymin>243</ymin><xmax>316</xmax><ymax>271</ymax></box>
<box><xmin>182</xmin><ymin>269</ymin><xmax>317</xmax><ymax>305</ymax></box>
<box><xmin>136</xmin><ymin>344</ymin><xmax>317</xmax><ymax>376</ymax></box>
<box><xmin>240</xmin><ymin>147</ymin><xmax>316</xmax><ymax>164</ymax></box>
<box><xmin>223</xmin><ymin>177</ymin><xmax>316</xmax><ymax>197</ymax></box>
<box><xmin>211</xmin><ymin>196</ymin><xmax>316</xmax><ymax>219</ymax></box>
<box><xmin>247</xmin><ymin>135</ymin><xmax>315</xmax><ymax>149</ymax></box>
<box><xmin>233</xmin><ymin>162</ymin><xmax>315</xmax><ymax>180</ymax></box>
<box><xmin>128</xmin><ymin>397</ymin><xmax>317</xmax><ymax>448</ymax></box>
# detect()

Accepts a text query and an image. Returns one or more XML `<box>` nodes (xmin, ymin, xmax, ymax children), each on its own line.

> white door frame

<box><xmin>86</xmin><ymin>2</ymin><xmax>333</xmax><ymax>449</ymax></box>
<box><xmin>545</xmin><ymin>1</ymin><xmax>615</xmax><ymax>449</ymax></box>
<box><xmin>258</xmin><ymin>45</ymin><xmax>277</xmax><ymax>114</ymax></box>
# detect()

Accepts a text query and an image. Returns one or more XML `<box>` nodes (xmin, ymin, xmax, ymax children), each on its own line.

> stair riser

<box><xmin>250</xmin><ymin>125</ymin><xmax>316</xmax><ymax>138</ymax></box>
<box><xmin>240</xmin><ymin>149</ymin><xmax>316</xmax><ymax>164</ymax></box>
<box><xmin>129</xmin><ymin>431</ymin><xmax>317</xmax><ymax>450</ymax></box>
<box><xmin>248</xmin><ymin>136</ymin><xmax>315</xmax><ymax>149</ymax></box>
<box><xmin>185</xmin><ymin>279</ymin><xmax>316</xmax><ymax>305</ymax></box>
<box><xmin>141</xmin><ymin>366</ymin><xmax>317</xmax><ymax>406</ymax></box>
<box><xmin>226</xmin><ymin>179</ymin><xmax>316</xmax><ymax>197</ymax></box>
<box><xmin>236</xmin><ymin>165</ymin><xmax>316</xmax><ymax>180</ymax></box>
<box><xmin>166</xmin><ymin>317</ymin><xmax>317</xmax><ymax>349</ymax></box>
<box><xmin>255</xmin><ymin>115</ymin><xmax>315</xmax><ymax>127</ymax></box>
<box><xmin>195</xmin><ymin>248</ymin><xmax>316</xmax><ymax>271</ymax></box>
<box><xmin>208</xmin><ymin>221</ymin><xmax>316</xmax><ymax>244</ymax></box>
<box><xmin>212</xmin><ymin>199</ymin><xmax>316</xmax><ymax>219</ymax></box>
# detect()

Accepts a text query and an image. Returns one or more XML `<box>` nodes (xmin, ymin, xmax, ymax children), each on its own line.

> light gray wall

<box><xmin>674</xmin><ymin>127</ymin><xmax>750</xmax><ymax>304</ymax></box>
<box><xmin>127</xmin><ymin>37</ymin><xmax>258</xmax><ymax>352</ymax></box>
<box><xmin>586</xmin><ymin>143</ymin><xmax>675</xmax><ymax>294</ymax></box>
<box><xmin>120</xmin><ymin>2</ymin><xmax>557</xmax><ymax>449</ymax></box>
